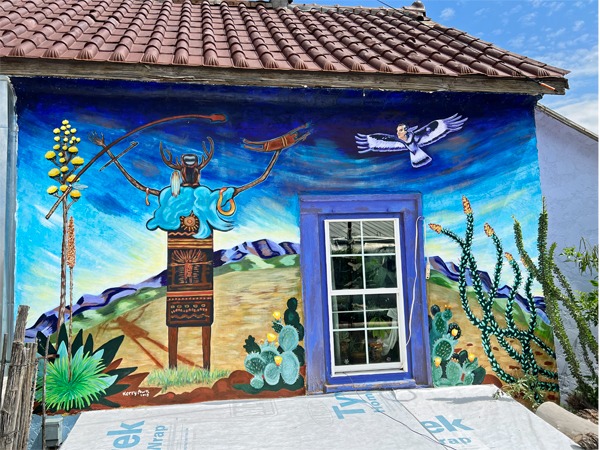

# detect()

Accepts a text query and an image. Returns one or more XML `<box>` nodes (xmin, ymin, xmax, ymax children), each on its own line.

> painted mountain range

<box><xmin>25</xmin><ymin>240</ymin><xmax>546</xmax><ymax>339</ymax></box>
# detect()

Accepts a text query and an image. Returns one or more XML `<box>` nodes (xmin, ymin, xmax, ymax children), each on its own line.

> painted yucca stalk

<box><xmin>67</xmin><ymin>216</ymin><xmax>76</xmax><ymax>379</ymax></box>
<box><xmin>429</xmin><ymin>196</ymin><xmax>558</xmax><ymax>401</ymax></box>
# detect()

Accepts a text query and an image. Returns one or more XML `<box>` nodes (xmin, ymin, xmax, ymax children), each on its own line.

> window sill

<box><xmin>323</xmin><ymin>378</ymin><xmax>419</xmax><ymax>393</ymax></box>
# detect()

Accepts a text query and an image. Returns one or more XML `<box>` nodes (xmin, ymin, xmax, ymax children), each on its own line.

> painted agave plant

<box><xmin>36</xmin><ymin>325</ymin><xmax>137</xmax><ymax>412</ymax></box>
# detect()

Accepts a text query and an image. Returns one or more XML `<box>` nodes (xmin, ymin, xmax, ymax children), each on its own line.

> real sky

<box><xmin>333</xmin><ymin>0</ymin><xmax>599</xmax><ymax>133</ymax></box>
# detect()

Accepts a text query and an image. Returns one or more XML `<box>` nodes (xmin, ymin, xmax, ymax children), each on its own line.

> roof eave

<box><xmin>0</xmin><ymin>57</ymin><xmax>569</xmax><ymax>96</ymax></box>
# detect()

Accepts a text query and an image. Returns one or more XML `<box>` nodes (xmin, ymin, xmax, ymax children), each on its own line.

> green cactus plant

<box><xmin>429</xmin><ymin>196</ymin><xmax>559</xmax><ymax>401</ymax></box>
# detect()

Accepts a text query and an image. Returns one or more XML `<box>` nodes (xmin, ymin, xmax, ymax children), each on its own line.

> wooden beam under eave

<box><xmin>0</xmin><ymin>57</ymin><xmax>569</xmax><ymax>96</ymax></box>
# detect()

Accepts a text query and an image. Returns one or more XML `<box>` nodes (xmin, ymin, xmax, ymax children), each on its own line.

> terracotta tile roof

<box><xmin>0</xmin><ymin>0</ymin><xmax>569</xmax><ymax>80</ymax></box>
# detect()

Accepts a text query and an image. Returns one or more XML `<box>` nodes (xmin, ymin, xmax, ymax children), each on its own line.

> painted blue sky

<box><xmin>12</xmin><ymin>78</ymin><xmax>543</xmax><ymax>324</ymax></box>
<box><xmin>339</xmin><ymin>0</ymin><xmax>599</xmax><ymax>132</ymax></box>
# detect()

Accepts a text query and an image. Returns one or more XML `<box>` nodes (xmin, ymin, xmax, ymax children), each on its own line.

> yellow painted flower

<box><xmin>429</xmin><ymin>223</ymin><xmax>442</xmax><ymax>234</ymax></box>
<box><xmin>451</xmin><ymin>328</ymin><xmax>458</xmax><ymax>337</ymax></box>
<box><xmin>70</xmin><ymin>190</ymin><xmax>81</xmax><ymax>199</ymax></box>
<box><xmin>59</xmin><ymin>158</ymin><xmax>66</xmax><ymax>164</ymax></box>
<box><xmin>63</xmin><ymin>137</ymin><xmax>68</xmax><ymax>142</ymax></box>
<box><xmin>62</xmin><ymin>120</ymin><xmax>69</xmax><ymax>125</ymax></box>
<box><xmin>68</xmin><ymin>146</ymin><xmax>78</xmax><ymax>153</ymax></box>
<box><xmin>60</xmin><ymin>126</ymin><xmax>66</xmax><ymax>131</ymax></box>
<box><xmin>71</xmin><ymin>128</ymin><xmax>77</xmax><ymax>133</ymax></box>
<box><xmin>58</xmin><ymin>152</ymin><xmax>63</xmax><ymax>157</ymax></box>
<box><xmin>504</xmin><ymin>252</ymin><xmax>514</xmax><ymax>262</ymax></box>
<box><xmin>484</xmin><ymin>223</ymin><xmax>494</xmax><ymax>237</ymax></box>
<box><xmin>72</xmin><ymin>156</ymin><xmax>84</xmax><ymax>166</ymax></box>
<box><xmin>54</xmin><ymin>136</ymin><xmax>60</xmax><ymax>142</ymax></box>
<box><xmin>48</xmin><ymin>168</ymin><xmax>60</xmax><ymax>177</ymax></box>
<box><xmin>53</xmin><ymin>128</ymin><xmax>60</xmax><ymax>134</ymax></box>
<box><xmin>468</xmin><ymin>353</ymin><xmax>475</xmax><ymax>363</ymax></box>
<box><xmin>53</xmin><ymin>144</ymin><xmax>60</xmax><ymax>150</ymax></box>
<box><xmin>273</xmin><ymin>311</ymin><xmax>281</xmax><ymax>321</ymax></box>
<box><xmin>45</xmin><ymin>151</ymin><xmax>56</xmax><ymax>160</ymax></box>
<box><xmin>434</xmin><ymin>357</ymin><xmax>441</xmax><ymax>368</ymax></box>
<box><xmin>64</xmin><ymin>130</ymin><xmax>70</xmax><ymax>135</ymax></box>
<box><xmin>274</xmin><ymin>341</ymin><xmax>279</xmax><ymax>348</ymax></box>
<box><xmin>267</xmin><ymin>333</ymin><xmax>276</xmax><ymax>343</ymax></box>
<box><xmin>60</xmin><ymin>166</ymin><xmax>69</xmax><ymax>173</ymax></box>
<box><xmin>66</xmin><ymin>124</ymin><xmax>71</xmax><ymax>129</ymax></box>
<box><xmin>47</xmin><ymin>186</ymin><xmax>58</xmax><ymax>194</ymax></box>
<box><xmin>462</xmin><ymin>195</ymin><xmax>472</xmax><ymax>215</ymax></box>
<box><xmin>59</xmin><ymin>184</ymin><xmax>68</xmax><ymax>192</ymax></box>
<box><xmin>274</xmin><ymin>356</ymin><xmax>282</xmax><ymax>366</ymax></box>
<box><xmin>76</xmin><ymin>137</ymin><xmax>81</xmax><ymax>142</ymax></box>
<box><xmin>260</xmin><ymin>339</ymin><xmax>264</xmax><ymax>345</ymax></box>
<box><xmin>67</xmin><ymin>174</ymin><xmax>76</xmax><ymax>183</ymax></box>
<box><xmin>62</xmin><ymin>145</ymin><xmax>67</xmax><ymax>150</ymax></box>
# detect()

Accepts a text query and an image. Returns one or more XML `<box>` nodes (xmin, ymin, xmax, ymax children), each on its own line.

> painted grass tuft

<box><xmin>146</xmin><ymin>366</ymin><xmax>231</xmax><ymax>393</ymax></box>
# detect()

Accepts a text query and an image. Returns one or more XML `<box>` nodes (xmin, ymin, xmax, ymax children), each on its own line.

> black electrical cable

<box><xmin>341</xmin><ymin>372</ymin><xmax>457</xmax><ymax>450</ymax></box>
<box><xmin>372</xmin><ymin>0</ymin><xmax>557</xmax><ymax>92</ymax></box>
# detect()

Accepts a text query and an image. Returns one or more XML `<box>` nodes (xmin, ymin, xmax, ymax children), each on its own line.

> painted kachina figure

<box><xmin>79</xmin><ymin>115</ymin><xmax>310</xmax><ymax>369</ymax></box>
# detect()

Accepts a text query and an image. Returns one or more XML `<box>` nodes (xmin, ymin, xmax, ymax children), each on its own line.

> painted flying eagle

<box><xmin>355</xmin><ymin>114</ymin><xmax>468</xmax><ymax>168</ymax></box>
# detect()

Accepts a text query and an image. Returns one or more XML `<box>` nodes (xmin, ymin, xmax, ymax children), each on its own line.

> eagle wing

<box><xmin>413</xmin><ymin>114</ymin><xmax>468</xmax><ymax>147</ymax></box>
<box><xmin>355</xmin><ymin>133</ymin><xmax>409</xmax><ymax>153</ymax></box>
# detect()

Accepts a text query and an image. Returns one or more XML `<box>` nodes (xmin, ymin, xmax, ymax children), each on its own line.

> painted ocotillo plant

<box><xmin>429</xmin><ymin>196</ymin><xmax>558</xmax><ymax>401</ymax></box>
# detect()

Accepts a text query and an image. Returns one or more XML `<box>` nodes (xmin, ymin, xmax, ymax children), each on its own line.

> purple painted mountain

<box><xmin>213</xmin><ymin>239</ymin><xmax>299</xmax><ymax>267</ymax></box>
<box><xmin>429</xmin><ymin>255</ymin><xmax>549</xmax><ymax>324</ymax></box>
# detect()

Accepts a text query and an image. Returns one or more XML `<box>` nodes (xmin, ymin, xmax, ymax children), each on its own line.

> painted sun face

<box><xmin>397</xmin><ymin>125</ymin><xmax>407</xmax><ymax>141</ymax></box>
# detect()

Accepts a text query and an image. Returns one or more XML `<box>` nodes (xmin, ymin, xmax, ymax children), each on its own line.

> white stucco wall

<box><xmin>535</xmin><ymin>105</ymin><xmax>598</xmax><ymax>400</ymax></box>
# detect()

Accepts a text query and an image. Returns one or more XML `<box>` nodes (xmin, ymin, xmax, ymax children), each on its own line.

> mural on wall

<box><xmin>355</xmin><ymin>114</ymin><xmax>467</xmax><ymax>168</ymax></box>
<box><xmin>12</xmin><ymin>78</ymin><xmax>556</xmax><ymax>412</ymax></box>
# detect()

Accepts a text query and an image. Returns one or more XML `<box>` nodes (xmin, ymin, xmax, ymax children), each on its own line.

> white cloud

<box><xmin>519</xmin><ymin>12</ymin><xmax>537</xmax><ymax>26</ymax></box>
<box><xmin>546</xmin><ymin>28</ymin><xmax>566</xmax><ymax>38</ymax></box>
<box><xmin>552</xmin><ymin>97</ymin><xmax>598</xmax><ymax>133</ymax></box>
<box><xmin>573</xmin><ymin>20</ymin><xmax>585</xmax><ymax>32</ymax></box>
<box><xmin>508</xmin><ymin>35</ymin><xmax>526</xmax><ymax>48</ymax></box>
<box><xmin>475</xmin><ymin>8</ymin><xmax>488</xmax><ymax>16</ymax></box>
<box><xmin>492</xmin><ymin>29</ymin><xmax>502</xmax><ymax>36</ymax></box>
<box><xmin>440</xmin><ymin>8</ymin><xmax>455</xmax><ymax>20</ymax></box>
<box><xmin>546</xmin><ymin>2</ymin><xmax>565</xmax><ymax>15</ymax></box>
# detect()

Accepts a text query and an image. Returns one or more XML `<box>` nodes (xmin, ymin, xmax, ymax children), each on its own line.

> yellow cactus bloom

<box><xmin>60</xmin><ymin>166</ymin><xmax>69</xmax><ymax>173</ymax></box>
<box><xmin>434</xmin><ymin>357</ymin><xmax>441</xmax><ymax>368</ymax></box>
<box><xmin>451</xmin><ymin>328</ymin><xmax>458</xmax><ymax>337</ymax></box>
<box><xmin>48</xmin><ymin>168</ymin><xmax>60</xmax><ymax>177</ymax></box>
<box><xmin>45</xmin><ymin>151</ymin><xmax>56</xmax><ymax>160</ymax></box>
<box><xmin>468</xmin><ymin>353</ymin><xmax>475</xmax><ymax>363</ymax></box>
<box><xmin>274</xmin><ymin>342</ymin><xmax>279</xmax><ymax>348</ymax></box>
<box><xmin>260</xmin><ymin>339</ymin><xmax>264</xmax><ymax>345</ymax></box>
<box><xmin>274</xmin><ymin>356</ymin><xmax>282</xmax><ymax>366</ymax></box>
<box><xmin>67</xmin><ymin>174</ymin><xmax>76</xmax><ymax>183</ymax></box>
<box><xmin>68</xmin><ymin>146</ymin><xmax>78</xmax><ymax>153</ymax></box>
<box><xmin>273</xmin><ymin>311</ymin><xmax>281</xmax><ymax>321</ymax></box>
<box><xmin>54</xmin><ymin>136</ymin><xmax>60</xmax><ymax>142</ymax></box>
<box><xmin>70</xmin><ymin>190</ymin><xmax>81</xmax><ymax>199</ymax></box>
<box><xmin>71</xmin><ymin>128</ymin><xmax>77</xmax><ymax>133</ymax></box>
<box><xmin>53</xmin><ymin>144</ymin><xmax>60</xmax><ymax>150</ymax></box>
<box><xmin>59</xmin><ymin>184</ymin><xmax>68</xmax><ymax>192</ymax></box>
<box><xmin>267</xmin><ymin>333</ymin><xmax>276</xmax><ymax>343</ymax></box>
<box><xmin>59</xmin><ymin>158</ymin><xmax>66</xmax><ymax>164</ymax></box>
<box><xmin>71</xmin><ymin>156</ymin><xmax>84</xmax><ymax>166</ymax></box>
<box><xmin>47</xmin><ymin>186</ymin><xmax>58</xmax><ymax>194</ymax></box>
<box><xmin>53</xmin><ymin>128</ymin><xmax>60</xmax><ymax>134</ymax></box>
<box><xmin>462</xmin><ymin>195</ymin><xmax>472</xmax><ymax>215</ymax></box>
<box><xmin>504</xmin><ymin>252</ymin><xmax>514</xmax><ymax>262</ymax></box>
<box><xmin>60</xmin><ymin>126</ymin><xmax>66</xmax><ymax>131</ymax></box>
<box><xmin>484</xmin><ymin>223</ymin><xmax>494</xmax><ymax>237</ymax></box>
<box><xmin>429</xmin><ymin>223</ymin><xmax>442</xmax><ymax>234</ymax></box>
<box><xmin>62</xmin><ymin>120</ymin><xmax>69</xmax><ymax>125</ymax></box>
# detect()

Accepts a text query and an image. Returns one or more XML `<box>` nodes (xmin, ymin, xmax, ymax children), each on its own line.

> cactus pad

<box><xmin>442</xmin><ymin>308</ymin><xmax>453</xmax><ymax>321</ymax></box>
<box><xmin>250</xmin><ymin>375</ymin><xmax>264</xmax><ymax>389</ymax></box>
<box><xmin>279</xmin><ymin>326</ymin><xmax>299</xmax><ymax>352</ymax></box>
<box><xmin>430</xmin><ymin>305</ymin><xmax>441</xmax><ymax>316</ymax></box>
<box><xmin>280</xmin><ymin>351</ymin><xmax>300</xmax><ymax>385</ymax></box>
<box><xmin>264</xmin><ymin>362</ymin><xmax>281</xmax><ymax>385</ymax></box>
<box><xmin>445</xmin><ymin>360</ymin><xmax>462</xmax><ymax>385</ymax></box>
<box><xmin>244</xmin><ymin>353</ymin><xmax>266</xmax><ymax>376</ymax></box>
<box><xmin>272</xmin><ymin>321</ymin><xmax>283</xmax><ymax>333</ymax></box>
<box><xmin>434</xmin><ymin>315</ymin><xmax>447</xmax><ymax>335</ymax></box>
<box><xmin>260</xmin><ymin>346</ymin><xmax>278</xmax><ymax>365</ymax></box>
<box><xmin>433</xmin><ymin>338</ymin><xmax>454</xmax><ymax>361</ymax></box>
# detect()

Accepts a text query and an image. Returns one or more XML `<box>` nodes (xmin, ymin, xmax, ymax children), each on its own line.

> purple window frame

<box><xmin>299</xmin><ymin>194</ymin><xmax>432</xmax><ymax>394</ymax></box>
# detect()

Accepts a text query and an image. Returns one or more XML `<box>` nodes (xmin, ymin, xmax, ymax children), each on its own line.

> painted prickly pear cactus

<box><xmin>237</xmin><ymin>297</ymin><xmax>305</xmax><ymax>393</ymax></box>
<box><xmin>429</xmin><ymin>304</ymin><xmax>485</xmax><ymax>387</ymax></box>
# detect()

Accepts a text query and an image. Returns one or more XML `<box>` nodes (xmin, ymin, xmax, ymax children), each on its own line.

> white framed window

<box><xmin>324</xmin><ymin>219</ymin><xmax>407</xmax><ymax>376</ymax></box>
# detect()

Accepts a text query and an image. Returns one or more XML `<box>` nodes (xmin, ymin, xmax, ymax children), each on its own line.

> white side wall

<box><xmin>535</xmin><ymin>106</ymin><xmax>598</xmax><ymax>400</ymax></box>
